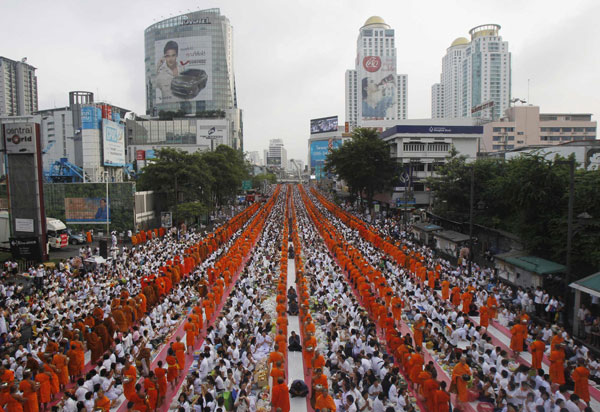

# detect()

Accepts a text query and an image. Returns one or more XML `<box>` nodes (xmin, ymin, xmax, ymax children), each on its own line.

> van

<box><xmin>47</xmin><ymin>218</ymin><xmax>68</xmax><ymax>249</ymax></box>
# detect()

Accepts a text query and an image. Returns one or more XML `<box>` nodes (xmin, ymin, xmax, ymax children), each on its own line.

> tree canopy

<box><xmin>427</xmin><ymin>151</ymin><xmax>600</xmax><ymax>273</ymax></box>
<box><xmin>137</xmin><ymin>145</ymin><xmax>249</xmax><ymax>223</ymax></box>
<box><xmin>324</xmin><ymin>127</ymin><xmax>396</xmax><ymax>210</ymax></box>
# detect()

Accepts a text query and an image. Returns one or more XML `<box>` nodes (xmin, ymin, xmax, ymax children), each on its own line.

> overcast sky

<box><xmin>2</xmin><ymin>0</ymin><xmax>599</xmax><ymax>162</ymax></box>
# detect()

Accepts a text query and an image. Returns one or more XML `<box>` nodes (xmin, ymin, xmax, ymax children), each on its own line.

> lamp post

<box><xmin>105</xmin><ymin>170</ymin><xmax>110</xmax><ymax>236</ymax></box>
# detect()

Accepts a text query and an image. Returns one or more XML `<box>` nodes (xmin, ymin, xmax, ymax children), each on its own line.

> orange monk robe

<box><xmin>413</xmin><ymin>318</ymin><xmax>426</xmax><ymax>348</ymax></box>
<box><xmin>34</xmin><ymin>372</ymin><xmax>51</xmax><ymax>404</ymax></box>
<box><xmin>123</xmin><ymin>365</ymin><xmax>137</xmax><ymax>400</ymax></box>
<box><xmin>42</xmin><ymin>363</ymin><xmax>59</xmax><ymax>395</ymax></box>
<box><xmin>313</xmin><ymin>354</ymin><xmax>326</xmax><ymax>370</ymax></box>
<box><xmin>509</xmin><ymin>323</ymin><xmax>527</xmax><ymax>352</ymax></box>
<box><xmin>172</xmin><ymin>342</ymin><xmax>186</xmax><ymax>369</ymax></box>
<box><xmin>18</xmin><ymin>380</ymin><xmax>38</xmax><ymax>412</ymax></box>
<box><xmin>433</xmin><ymin>389</ymin><xmax>451</xmax><ymax>412</ymax></box>
<box><xmin>451</xmin><ymin>287</ymin><xmax>462</xmax><ymax>307</ymax></box>
<box><xmin>184</xmin><ymin>321</ymin><xmax>197</xmax><ymax>350</ymax></box>
<box><xmin>487</xmin><ymin>296</ymin><xmax>498</xmax><ymax>319</ymax></box>
<box><xmin>268</xmin><ymin>351</ymin><xmax>284</xmax><ymax>367</ymax></box>
<box><xmin>441</xmin><ymin>281</ymin><xmax>450</xmax><ymax>300</ymax></box>
<box><xmin>529</xmin><ymin>340</ymin><xmax>545</xmax><ymax>370</ymax></box>
<box><xmin>271</xmin><ymin>382</ymin><xmax>290</xmax><ymax>412</ymax></box>
<box><xmin>166</xmin><ymin>356</ymin><xmax>178</xmax><ymax>383</ymax></box>
<box><xmin>312</xmin><ymin>373</ymin><xmax>329</xmax><ymax>390</ymax></box>
<box><xmin>416</xmin><ymin>370</ymin><xmax>431</xmax><ymax>393</ymax></box>
<box><xmin>270</xmin><ymin>367</ymin><xmax>285</xmax><ymax>381</ymax></box>
<box><xmin>423</xmin><ymin>378</ymin><xmax>440</xmax><ymax>411</ymax></box>
<box><xmin>275</xmin><ymin>333</ymin><xmax>287</xmax><ymax>352</ymax></box>
<box><xmin>155</xmin><ymin>367</ymin><xmax>167</xmax><ymax>398</ymax></box>
<box><xmin>479</xmin><ymin>305</ymin><xmax>489</xmax><ymax>329</ymax></box>
<box><xmin>408</xmin><ymin>353</ymin><xmax>424</xmax><ymax>383</ymax></box>
<box><xmin>314</xmin><ymin>392</ymin><xmax>336</xmax><ymax>412</ymax></box>
<box><xmin>451</xmin><ymin>362</ymin><xmax>471</xmax><ymax>403</ymax></box>
<box><xmin>95</xmin><ymin>394</ymin><xmax>111</xmax><ymax>412</ymax></box>
<box><xmin>52</xmin><ymin>353</ymin><xmax>69</xmax><ymax>386</ymax></box>
<box><xmin>461</xmin><ymin>292</ymin><xmax>472</xmax><ymax>313</ymax></box>
<box><xmin>143</xmin><ymin>378</ymin><xmax>158</xmax><ymax>409</ymax></box>
<box><xmin>572</xmin><ymin>366</ymin><xmax>590</xmax><ymax>403</ymax></box>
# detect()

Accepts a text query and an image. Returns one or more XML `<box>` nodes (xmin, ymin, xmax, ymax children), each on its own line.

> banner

<box><xmin>360</xmin><ymin>55</ymin><xmax>397</xmax><ymax>120</ymax></box>
<box><xmin>65</xmin><ymin>198</ymin><xmax>110</xmax><ymax>223</ymax></box>
<box><xmin>102</xmin><ymin>119</ymin><xmax>125</xmax><ymax>167</ymax></box>
<box><xmin>153</xmin><ymin>36</ymin><xmax>212</xmax><ymax>104</ymax></box>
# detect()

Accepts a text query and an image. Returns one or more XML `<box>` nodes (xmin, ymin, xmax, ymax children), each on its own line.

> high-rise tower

<box><xmin>432</xmin><ymin>24</ymin><xmax>511</xmax><ymax>120</ymax></box>
<box><xmin>345</xmin><ymin>16</ymin><xmax>407</xmax><ymax>130</ymax></box>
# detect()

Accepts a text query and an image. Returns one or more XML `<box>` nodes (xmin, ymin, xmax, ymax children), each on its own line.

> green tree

<box><xmin>201</xmin><ymin>145</ymin><xmax>249</xmax><ymax>206</ymax></box>
<box><xmin>137</xmin><ymin>147</ymin><xmax>213</xmax><ymax>211</ymax></box>
<box><xmin>175</xmin><ymin>201</ymin><xmax>209</xmax><ymax>226</ymax></box>
<box><xmin>252</xmin><ymin>172</ymin><xmax>277</xmax><ymax>189</ymax></box>
<box><xmin>324</xmin><ymin>127</ymin><xmax>396</xmax><ymax>212</ymax></box>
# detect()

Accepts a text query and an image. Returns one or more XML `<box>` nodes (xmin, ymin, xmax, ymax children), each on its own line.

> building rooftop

<box><xmin>570</xmin><ymin>271</ymin><xmax>600</xmax><ymax>299</ymax></box>
<box><xmin>495</xmin><ymin>253</ymin><xmax>566</xmax><ymax>275</ymax></box>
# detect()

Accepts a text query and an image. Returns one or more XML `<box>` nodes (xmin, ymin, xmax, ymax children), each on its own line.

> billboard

<box><xmin>310</xmin><ymin>116</ymin><xmax>338</xmax><ymax>134</ymax></box>
<box><xmin>267</xmin><ymin>157</ymin><xmax>281</xmax><ymax>166</ymax></box>
<box><xmin>81</xmin><ymin>106</ymin><xmax>102</xmax><ymax>130</ymax></box>
<box><xmin>310</xmin><ymin>139</ymin><xmax>342</xmax><ymax>168</ymax></box>
<box><xmin>65</xmin><ymin>197</ymin><xmax>110</xmax><ymax>223</ymax></box>
<box><xmin>102</xmin><ymin>119</ymin><xmax>125</xmax><ymax>167</ymax></box>
<box><xmin>360</xmin><ymin>55</ymin><xmax>397</xmax><ymax>120</ymax></box>
<box><xmin>153</xmin><ymin>36</ymin><xmax>212</xmax><ymax>104</ymax></box>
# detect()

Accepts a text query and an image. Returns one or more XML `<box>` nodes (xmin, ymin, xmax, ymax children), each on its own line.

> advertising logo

<box><xmin>4</xmin><ymin>123</ymin><xmax>35</xmax><ymax>154</ymax></box>
<box><xmin>363</xmin><ymin>56</ymin><xmax>381</xmax><ymax>72</ymax></box>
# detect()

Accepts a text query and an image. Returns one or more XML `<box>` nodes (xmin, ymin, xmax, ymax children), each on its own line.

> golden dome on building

<box><xmin>450</xmin><ymin>37</ymin><xmax>469</xmax><ymax>47</ymax></box>
<box><xmin>362</xmin><ymin>16</ymin><xmax>390</xmax><ymax>28</ymax></box>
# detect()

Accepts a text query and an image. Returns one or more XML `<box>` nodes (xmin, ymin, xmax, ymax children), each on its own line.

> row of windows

<box><xmin>540</xmin><ymin>127</ymin><xmax>595</xmax><ymax>132</ymax></box>
<box><xmin>540</xmin><ymin>135</ymin><xmax>595</xmax><ymax>142</ymax></box>
<box><xmin>403</xmin><ymin>143</ymin><xmax>450</xmax><ymax>152</ymax></box>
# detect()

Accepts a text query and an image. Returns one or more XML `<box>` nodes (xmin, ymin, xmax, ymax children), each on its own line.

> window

<box><xmin>585</xmin><ymin>127</ymin><xmax>596</xmax><ymax>132</ymax></box>
<box><xmin>562</xmin><ymin>128</ymin><xmax>572</xmax><ymax>132</ymax></box>
<box><xmin>507</xmin><ymin>136</ymin><xmax>514</xmax><ymax>141</ymax></box>
<box><xmin>506</xmin><ymin>145</ymin><xmax>514</xmax><ymax>149</ymax></box>
<box><xmin>493</xmin><ymin>145</ymin><xmax>502</xmax><ymax>150</ymax></box>
<box><xmin>574</xmin><ymin>127</ymin><xmax>584</xmax><ymax>132</ymax></box>
<box><xmin>493</xmin><ymin>127</ymin><xmax>501</xmax><ymax>132</ymax></box>
<box><xmin>540</xmin><ymin>136</ymin><xmax>548</xmax><ymax>141</ymax></box>
<box><xmin>550</xmin><ymin>127</ymin><xmax>560</xmax><ymax>132</ymax></box>
<box><xmin>493</xmin><ymin>136</ymin><xmax>502</xmax><ymax>142</ymax></box>
<box><xmin>517</xmin><ymin>131</ymin><xmax>524</xmax><ymax>135</ymax></box>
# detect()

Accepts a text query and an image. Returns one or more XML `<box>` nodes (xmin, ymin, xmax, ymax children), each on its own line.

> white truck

<box><xmin>0</xmin><ymin>213</ymin><xmax>68</xmax><ymax>250</ymax></box>
<box><xmin>46</xmin><ymin>217</ymin><xmax>69</xmax><ymax>249</ymax></box>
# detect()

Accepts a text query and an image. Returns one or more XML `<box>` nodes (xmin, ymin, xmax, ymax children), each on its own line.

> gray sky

<box><xmin>2</xmin><ymin>0</ymin><xmax>599</xmax><ymax>163</ymax></box>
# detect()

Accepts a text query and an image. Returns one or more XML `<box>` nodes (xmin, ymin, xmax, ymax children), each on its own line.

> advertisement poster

<box><xmin>154</xmin><ymin>36</ymin><xmax>212</xmax><ymax>104</ymax></box>
<box><xmin>310</xmin><ymin>139</ymin><xmax>342</xmax><ymax>168</ymax></box>
<box><xmin>102</xmin><ymin>119</ymin><xmax>125</xmax><ymax>167</ymax></box>
<box><xmin>65</xmin><ymin>198</ymin><xmax>110</xmax><ymax>223</ymax></box>
<box><xmin>161</xmin><ymin>211</ymin><xmax>172</xmax><ymax>228</ymax></box>
<box><xmin>310</xmin><ymin>116</ymin><xmax>338</xmax><ymax>134</ymax></box>
<box><xmin>360</xmin><ymin>55</ymin><xmax>397</xmax><ymax>120</ymax></box>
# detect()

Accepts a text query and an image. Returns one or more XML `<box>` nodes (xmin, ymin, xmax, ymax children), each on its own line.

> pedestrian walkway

<box><xmin>287</xmin><ymin>249</ymin><xmax>309</xmax><ymax>412</ymax></box>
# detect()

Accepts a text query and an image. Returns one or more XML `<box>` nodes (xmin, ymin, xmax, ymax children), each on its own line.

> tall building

<box><xmin>0</xmin><ymin>57</ymin><xmax>38</xmax><ymax>116</ymax></box>
<box><xmin>267</xmin><ymin>139</ymin><xmax>287</xmax><ymax>168</ymax></box>
<box><xmin>345</xmin><ymin>16</ymin><xmax>407</xmax><ymax>130</ymax></box>
<box><xmin>246</xmin><ymin>151</ymin><xmax>262</xmax><ymax>166</ymax></box>
<box><xmin>431</xmin><ymin>24</ymin><xmax>511</xmax><ymax>120</ymax></box>
<box><xmin>144</xmin><ymin>8</ymin><xmax>242</xmax><ymax>150</ymax></box>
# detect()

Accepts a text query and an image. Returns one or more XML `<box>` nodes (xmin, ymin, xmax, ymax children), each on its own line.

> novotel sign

<box><xmin>181</xmin><ymin>16</ymin><xmax>211</xmax><ymax>26</ymax></box>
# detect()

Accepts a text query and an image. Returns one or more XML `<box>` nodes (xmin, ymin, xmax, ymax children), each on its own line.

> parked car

<box><xmin>171</xmin><ymin>69</ymin><xmax>208</xmax><ymax>99</ymax></box>
<box><xmin>67</xmin><ymin>228</ymin><xmax>86</xmax><ymax>245</ymax></box>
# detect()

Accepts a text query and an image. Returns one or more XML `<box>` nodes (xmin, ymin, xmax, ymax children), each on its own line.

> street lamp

<box><xmin>468</xmin><ymin>165</ymin><xmax>474</xmax><ymax>276</ymax></box>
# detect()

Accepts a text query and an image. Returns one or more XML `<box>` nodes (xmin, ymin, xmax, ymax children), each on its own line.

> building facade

<box><xmin>481</xmin><ymin>105</ymin><xmax>597</xmax><ymax>152</ymax></box>
<box><xmin>144</xmin><ymin>9</ymin><xmax>242</xmax><ymax>150</ymax></box>
<box><xmin>267</xmin><ymin>139</ymin><xmax>287</xmax><ymax>169</ymax></box>
<box><xmin>0</xmin><ymin>57</ymin><xmax>38</xmax><ymax>116</ymax></box>
<box><xmin>379</xmin><ymin>120</ymin><xmax>482</xmax><ymax>207</ymax></box>
<box><xmin>345</xmin><ymin>16</ymin><xmax>407</xmax><ymax>130</ymax></box>
<box><xmin>431</xmin><ymin>24</ymin><xmax>511</xmax><ymax>120</ymax></box>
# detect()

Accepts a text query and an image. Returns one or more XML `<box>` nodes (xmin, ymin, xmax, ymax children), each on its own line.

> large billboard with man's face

<box><xmin>359</xmin><ymin>55</ymin><xmax>397</xmax><ymax>120</ymax></box>
<box><xmin>310</xmin><ymin>116</ymin><xmax>338</xmax><ymax>134</ymax></box>
<box><xmin>153</xmin><ymin>36</ymin><xmax>212</xmax><ymax>105</ymax></box>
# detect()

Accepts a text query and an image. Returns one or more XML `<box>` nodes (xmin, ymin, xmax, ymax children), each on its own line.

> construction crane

<box><xmin>290</xmin><ymin>159</ymin><xmax>303</xmax><ymax>183</ymax></box>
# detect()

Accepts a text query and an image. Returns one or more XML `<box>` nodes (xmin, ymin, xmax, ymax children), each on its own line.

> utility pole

<box><xmin>566</xmin><ymin>158</ymin><xmax>575</xmax><ymax>289</ymax></box>
<box><xmin>105</xmin><ymin>170</ymin><xmax>110</xmax><ymax>236</ymax></box>
<box><xmin>468</xmin><ymin>165</ymin><xmax>474</xmax><ymax>276</ymax></box>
